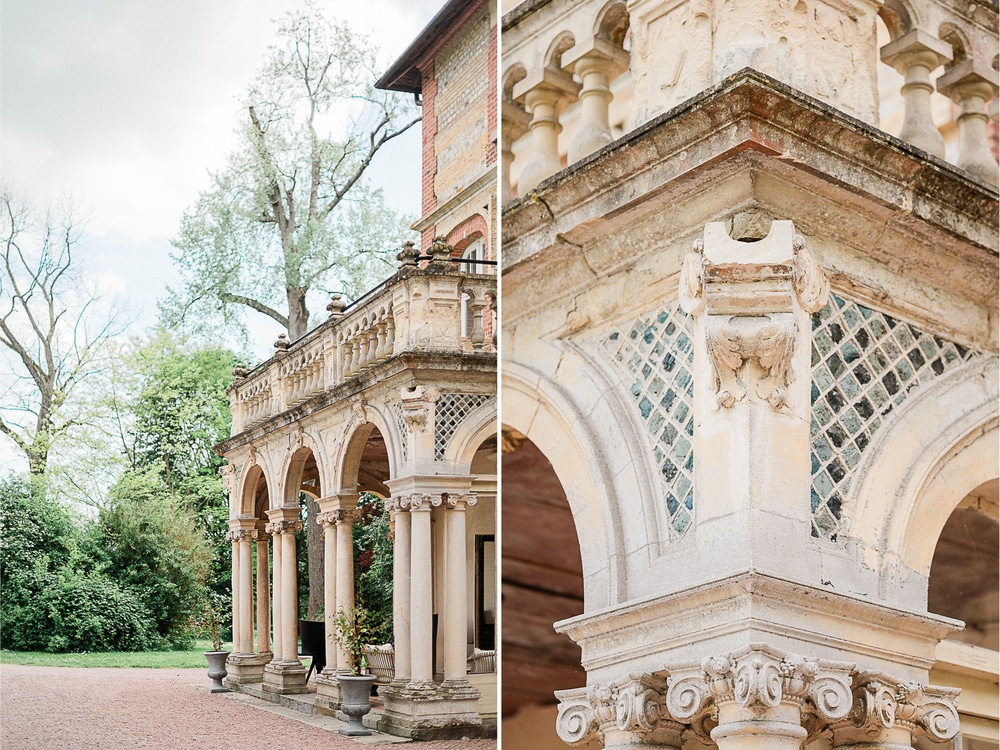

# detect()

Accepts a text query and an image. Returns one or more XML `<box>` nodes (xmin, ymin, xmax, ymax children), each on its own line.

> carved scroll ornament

<box><xmin>850</xmin><ymin>673</ymin><xmax>960</xmax><ymax>743</ymax></box>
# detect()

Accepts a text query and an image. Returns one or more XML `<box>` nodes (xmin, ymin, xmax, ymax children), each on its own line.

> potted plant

<box><xmin>193</xmin><ymin>591</ymin><xmax>231</xmax><ymax>693</ymax></box>
<box><xmin>332</xmin><ymin>605</ymin><xmax>378</xmax><ymax>736</ymax></box>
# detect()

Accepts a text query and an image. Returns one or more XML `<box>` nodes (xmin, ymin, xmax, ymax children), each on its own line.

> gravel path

<box><xmin>0</xmin><ymin>665</ymin><xmax>497</xmax><ymax>750</ymax></box>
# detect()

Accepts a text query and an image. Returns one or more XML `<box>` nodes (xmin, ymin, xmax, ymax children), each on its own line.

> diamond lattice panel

<box><xmin>434</xmin><ymin>394</ymin><xmax>495</xmax><ymax>460</ymax></box>
<box><xmin>809</xmin><ymin>294</ymin><xmax>981</xmax><ymax>540</ymax></box>
<box><xmin>599</xmin><ymin>303</ymin><xmax>696</xmax><ymax>540</ymax></box>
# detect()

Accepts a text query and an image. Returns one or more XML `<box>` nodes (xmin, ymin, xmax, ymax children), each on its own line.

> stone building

<box><xmin>500</xmin><ymin>1</ymin><xmax>998</xmax><ymax>750</ymax></box>
<box><xmin>215</xmin><ymin>0</ymin><xmax>498</xmax><ymax>739</ymax></box>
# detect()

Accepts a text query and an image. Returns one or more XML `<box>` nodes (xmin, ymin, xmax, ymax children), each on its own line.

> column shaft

<box><xmin>444</xmin><ymin>502</ymin><xmax>469</xmax><ymax>682</ymax></box>
<box><xmin>230</xmin><ymin>537</ymin><xmax>240</xmax><ymax>654</ymax></box>
<box><xmin>410</xmin><ymin>505</ymin><xmax>434</xmax><ymax>684</ymax></box>
<box><xmin>323</xmin><ymin>520</ymin><xmax>338</xmax><ymax>672</ymax></box>
<box><xmin>239</xmin><ymin>534</ymin><xmax>253</xmax><ymax>655</ymax></box>
<box><xmin>335</xmin><ymin>514</ymin><xmax>355</xmax><ymax>672</ymax></box>
<box><xmin>271</xmin><ymin>531</ymin><xmax>283</xmax><ymax>661</ymax></box>
<box><xmin>255</xmin><ymin>538</ymin><xmax>270</xmax><ymax>654</ymax></box>
<box><xmin>281</xmin><ymin>528</ymin><xmax>298</xmax><ymax>664</ymax></box>
<box><xmin>392</xmin><ymin>503</ymin><xmax>412</xmax><ymax>684</ymax></box>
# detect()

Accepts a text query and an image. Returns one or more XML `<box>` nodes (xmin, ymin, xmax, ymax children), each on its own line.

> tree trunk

<box><xmin>305</xmin><ymin>495</ymin><xmax>325</xmax><ymax>619</ymax></box>
<box><xmin>287</xmin><ymin>287</ymin><xmax>310</xmax><ymax>340</ymax></box>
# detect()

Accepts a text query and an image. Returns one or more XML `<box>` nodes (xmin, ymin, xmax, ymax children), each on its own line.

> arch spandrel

<box><xmin>446</xmin><ymin>400</ymin><xmax>499</xmax><ymax>473</ymax></box>
<box><xmin>842</xmin><ymin>355</ymin><xmax>999</xmax><ymax>611</ymax></box>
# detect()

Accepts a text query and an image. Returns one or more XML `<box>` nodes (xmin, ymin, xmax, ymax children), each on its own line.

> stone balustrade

<box><xmin>501</xmin><ymin>0</ymin><xmax>998</xmax><ymax>203</ymax></box>
<box><xmin>228</xmin><ymin>263</ymin><xmax>497</xmax><ymax>435</ymax></box>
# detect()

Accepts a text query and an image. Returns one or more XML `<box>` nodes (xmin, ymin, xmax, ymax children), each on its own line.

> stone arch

<box><xmin>938</xmin><ymin>22</ymin><xmax>970</xmax><ymax>65</ymax></box>
<box><xmin>503</xmin><ymin>360</ymin><xmax>626</xmax><ymax>610</ymax></box>
<box><xmin>546</xmin><ymin>31</ymin><xmax>576</xmax><ymax>69</ymax></box>
<box><xmin>594</xmin><ymin>0</ymin><xmax>630</xmax><ymax>47</ymax></box>
<box><xmin>333</xmin><ymin>405</ymin><xmax>401</xmax><ymax>493</ymax></box>
<box><xmin>446</xmin><ymin>214</ymin><xmax>489</xmax><ymax>257</ymax></box>
<box><xmin>238</xmin><ymin>462</ymin><xmax>271</xmax><ymax>519</ymax></box>
<box><xmin>877</xmin><ymin>0</ymin><xmax>917</xmax><ymax>39</ymax></box>
<box><xmin>445</xmin><ymin>398</ymin><xmax>497</xmax><ymax>471</ymax></box>
<box><xmin>276</xmin><ymin>430</ymin><xmax>329</xmax><ymax>505</ymax></box>
<box><xmin>502</xmin><ymin>62</ymin><xmax>527</xmax><ymax>103</ymax></box>
<box><xmin>336</xmin><ymin>417</ymin><xmax>396</xmax><ymax>498</ymax></box>
<box><xmin>844</xmin><ymin>356</ymin><xmax>998</xmax><ymax>609</ymax></box>
<box><xmin>282</xmin><ymin>445</ymin><xmax>322</xmax><ymax>506</ymax></box>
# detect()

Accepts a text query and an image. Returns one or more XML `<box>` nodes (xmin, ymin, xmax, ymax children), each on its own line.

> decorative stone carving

<box><xmin>679</xmin><ymin>221</ymin><xmax>829</xmax><ymax>412</ymax></box>
<box><xmin>556</xmin><ymin>674</ymin><xmax>669</xmax><ymax>746</ymax></box>
<box><xmin>316</xmin><ymin>511</ymin><xmax>338</xmax><ymax>527</ymax></box>
<box><xmin>400</xmin><ymin>385</ymin><xmax>435</xmax><ymax>430</ymax></box>
<box><xmin>219</xmin><ymin>463</ymin><xmax>236</xmax><ymax>495</ymax></box>
<box><xmin>444</xmin><ymin>492</ymin><xmax>478</xmax><ymax>509</ymax></box>
<box><xmin>850</xmin><ymin>672</ymin><xmax>960</xmax><ymax>744</ymax></box>
<box><xmin>665</xmin><ymin>644</ymin><xmax>853</xmax><ymax>731</ymax></box>
<box><xmin>264</xmin><ymin>520</ymin><xmax>302</xmax><ymax>536</ymax></box>
<box><xmin>409</xmin><ymin>493</ymin><xmax>444</xmax><ymax>510</ymax></box>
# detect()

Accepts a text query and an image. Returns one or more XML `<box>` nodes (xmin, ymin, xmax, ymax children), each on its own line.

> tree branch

<box><xmin>219</xmin><ymin>291</ymin><xmax>289</xmax><ymax>329</ymax></box>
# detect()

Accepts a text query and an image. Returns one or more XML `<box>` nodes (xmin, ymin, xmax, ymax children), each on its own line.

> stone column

<box><xmin>317</xmin><ymin>511</ymin><xmax>338</xmax><ymax>675</ymax></box>
<box><xmin>389</xmin><ymin>497</ymin><xmax>412</xmax><ymax>688</ymax></box>
<box><xmin>281</xmin><ymin>521</ymin><xmax>302</xmax><ymax>665</ymax></box>
<box><xmin>937</xmin><ymin>60</ymin><xmax>1000</xmax><ymax>186</ymax></box>
<box><xmin>335</xmin><ymin>508</ymin><xmax>358</xmax><ymax>674</ymax></box>
<box><xmin>562</xmin><ymin>38</ymin><xmax>629</xmax><ymax>164</ymax></box>
<box><xmin>880</xmin><ymin>30</ymin><xmax>952</xmax><ymax>157</ymax></box>
<box><xmin>512</xmin><ymin>70</ymin><xmax>579</xmax><ymax>193</ymax></box>
<box><xmin>229</xmin><ymin>530</ymin><xmax>241</xmax><ymax>655</ymax></box>
<box><xmin>442</xmin><ymin>493</ymin><xmax>477</xmax><ymax>688</ymax></box>
<box><xmin>267</xmin><ymin>522</ymin><xmax>283</xmax><ymax>662</ymax></box>
<box><xmin>830</xmin><ymin>672</ymin><xmax>961</xmax><ymax>750</ymax></box>
<box><xmin>239</xmin><ymin>530</ymin><xmax>254</xmax><ymax>656</ymax></box>
<box><xmin>501</xmin><ymin>102</ymin><xmax>530</xmax><ymax>204</ymax></box>
<box><xmin>254</xmin><ymin>530</ymin><xmax>270</xmax><ymax>655</ymax></box>
<box><xmin>407</xmin><ymin>493</ymin><xmax>439</xmax><ymax>691</ymax></box>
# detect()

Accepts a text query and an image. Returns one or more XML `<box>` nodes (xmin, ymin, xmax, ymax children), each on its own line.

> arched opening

<box><xmin>286</xmin><ymin>448</ymin><xmax>322</xmax><ymax>620</ymax></box>
<box><xmin>928</xmin><ymin>478</ymin><xmax>999</xmax><ymax>650</ymax></box>
<box><xmin>501</xmin><ymin>428</ymin><xmax>595</xmax><ymax>748</ymax></box>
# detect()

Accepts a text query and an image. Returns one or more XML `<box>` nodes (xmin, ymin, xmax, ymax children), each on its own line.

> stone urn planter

<box><xmin>336</xmin><ymin>674</ymin><xmax>378</xmax><ymax>735</ymax></box>
<box><xmin>204</xmin><ymin>651</ymin><xmax>231</xmax><ymax>693</ymax></box>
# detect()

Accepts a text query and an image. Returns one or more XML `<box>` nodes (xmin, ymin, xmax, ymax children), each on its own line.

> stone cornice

<box><xmin>554</xmin><ymin>572</ymin><xmax>960</xmax><ymax>676</ymax></box>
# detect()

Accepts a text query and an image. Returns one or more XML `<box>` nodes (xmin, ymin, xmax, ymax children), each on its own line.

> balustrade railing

<box><xmin>501</xmin><ymin>0</ymin><xmax>998</xmax><ymax>202</ymax></box>
<box><xmin>228</xmin><ymin>263</ymin><xmax>497</xmax><ymax>435</ymax></box>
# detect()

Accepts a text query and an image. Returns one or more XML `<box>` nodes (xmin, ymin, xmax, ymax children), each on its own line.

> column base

<box><xmin>223</xmin><ymin>652</ymin><xmax>271</xmax><ymax>687</ymax></box>
<box><xmin>380</xmin><ymin>682</ymin><xmax>490</xmax><ymax>740</ymax></box>
<box><xmin>262</xmin><ymin>660</ymin><xmax>308</xmax><ymax>695</ymax></box>
<box><xmin>314</xmin><ymin>669</ymin><xmax>343</xmax><ymax>714</ymax></box>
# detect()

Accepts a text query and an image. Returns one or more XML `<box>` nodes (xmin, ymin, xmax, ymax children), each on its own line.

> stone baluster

<box><xmin>375</xmin><ymin>319</ymin><xmax>387</xmax><ymax>362</ymax></box>
<box><xmin>317</xmin><ymin>511</ymin><xmax>338</xmax><ymax>675</ymax></box>
<box><xmin>468</xmin><ymin>298</ymin><xmax>486</xmax><ymax>350</ymax></box>
<box><xmin>385</xmin><ymin>317</ymin><xmax>395</xmax><ymax>357</ymax></box>
<box><xmin>513</xmin><ymin>70</ymin><xmax>580</xmax><ymax>193</ymax></box>
<box><xmin>880</xmin><ymin>30</ymin><xmax>952</xmax><ymax>158</ymax></box>
<box><xmin>501</xmin><ymin>102</ymin><xmax>530</xmax><ymax>203</ymax></box>
<box><xmin>265</xmin><ymin>521</ymin><xmax>283</xmax><ymax>662</ymax></box>
<box><xmin>937</xmin><ymin>60</ymin><xmax>1000</xmax><ymax>185</ymax></box>
<box><xmin>407</xmin><ymin>494</ymin><xmax>441</xmax><ymax>693</ymax></box>
<box><xmin>389</xmin><ymin>497</ymin><xmax>412</xmax><ymax>690</ymax></box>
<box><xmin>365</xmin><ymin>328</ymin><xmax>378</xmax><ymax>370</ymax></box>
<box><xmin>442</xmin><ymin>494</ymin><xmax>478</xmax><ymax>692</ymax></box>
<box><xmin>562</xmin><ymin>37</ymin><xmax>629</xmax><ymax>164</ymax></box>
<box><xmin>335</xmin><ymin>508</ymin><xmax>359</xmax><ymax>674</ymax></box>
<box><xmin>341</xmin><ymin>336</ymin><xmax>353</xmax><ymax>380</ymax></box>
<box><xmin>254</xmin><ymin>529</ymin><xmax>270</xmax><ymax>655</ymax></box>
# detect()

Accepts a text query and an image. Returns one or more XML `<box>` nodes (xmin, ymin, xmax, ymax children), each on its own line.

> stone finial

<box><xmin>232</xmin><ymin>364</ymin><xmax>248</xmax><ymax>380</ymax></box>
<box><xmin>429</xmin><ymin>236</ymin><xmax>453</xmax><ymax>264</ymax></box>
<box><xmin>274</xmin><ymin>333</ymin><xmax>291</xmax><ymax>351</ymax></box>
<box><xmin>397</xmin><ymin>241</ymin><xmax>420</xmax><ymax>267</ymax></box>
<box><xmin>327</xmin><ymin>293</ymin><xmax>347</xmax><ymax>317</ymax></box>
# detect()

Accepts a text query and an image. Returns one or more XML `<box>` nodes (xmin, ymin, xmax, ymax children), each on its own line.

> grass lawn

<box><xmin>0</xmin><ymin>640</ymin><xmax>231</xmax><ymax>669</ymax></box>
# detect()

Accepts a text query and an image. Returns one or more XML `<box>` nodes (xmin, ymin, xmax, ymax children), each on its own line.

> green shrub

<box><xmin>1</xmin><ymin>565</ymin><xmax>155</xmax><ymax>652</ymax></box>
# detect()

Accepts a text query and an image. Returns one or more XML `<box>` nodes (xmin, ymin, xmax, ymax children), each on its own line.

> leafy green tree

<box><xmin>353</xmin><ymin>493</ymin><xmax>393</xmax><ymax>644</ymax></box>
<box><xmin>165</xmin><ymin>2</ymin><xmax>419</xmax><ymax>342</ymax></box>
<box><xmin>90</xmin><ymin>467</ymin><xmax>212</xmax><ymax>647</ymax></box>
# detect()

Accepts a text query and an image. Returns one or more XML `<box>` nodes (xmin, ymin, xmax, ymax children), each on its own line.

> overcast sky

<box><xmin>0</xmin><ymin>0</ymin><xmax>444</xmax><ymax>475</ymax></box>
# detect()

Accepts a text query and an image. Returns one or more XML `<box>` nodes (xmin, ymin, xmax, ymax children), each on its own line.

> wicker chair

<box><xmin>466</xmin><ymin>648</ymin><xmax>496</xmax><ymax>674</ymax></box>
<box><xmin>362</xmin><ymin>643</ymin><xmax>395</xmax><ymax>685</ymax></box>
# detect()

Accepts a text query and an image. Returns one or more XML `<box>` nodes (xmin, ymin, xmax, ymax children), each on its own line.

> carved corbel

<box><xmin>400</xmin><ymin>385</ymin><xmax>439</xmax><ymax>431</ymax></box>
<box><xmin>678</xmin><ymin>222</ymin><xmax>829</xmax><ymax>412</ymax></box>
<box><xmin>219</xmin><ymin>464</ymin><xmax>237</xmax><ymax>495</ymax></box>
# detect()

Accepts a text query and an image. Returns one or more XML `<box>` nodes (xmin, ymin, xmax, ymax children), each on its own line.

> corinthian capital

<box><xmin>850</xmin><ymin>673</ymin><xmax>960</xmax><ymax>744</ymax></box>
<box><xmin>556</xmin><ymin>674</ymin><xmax>672</xmax><ymax>746</ymax></box>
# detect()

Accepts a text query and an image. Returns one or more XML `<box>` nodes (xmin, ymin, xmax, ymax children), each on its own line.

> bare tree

<box><xmin>0</xmin><ymin>191</ymin><xmax>125</xmax><ymax>481</ymax></box>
